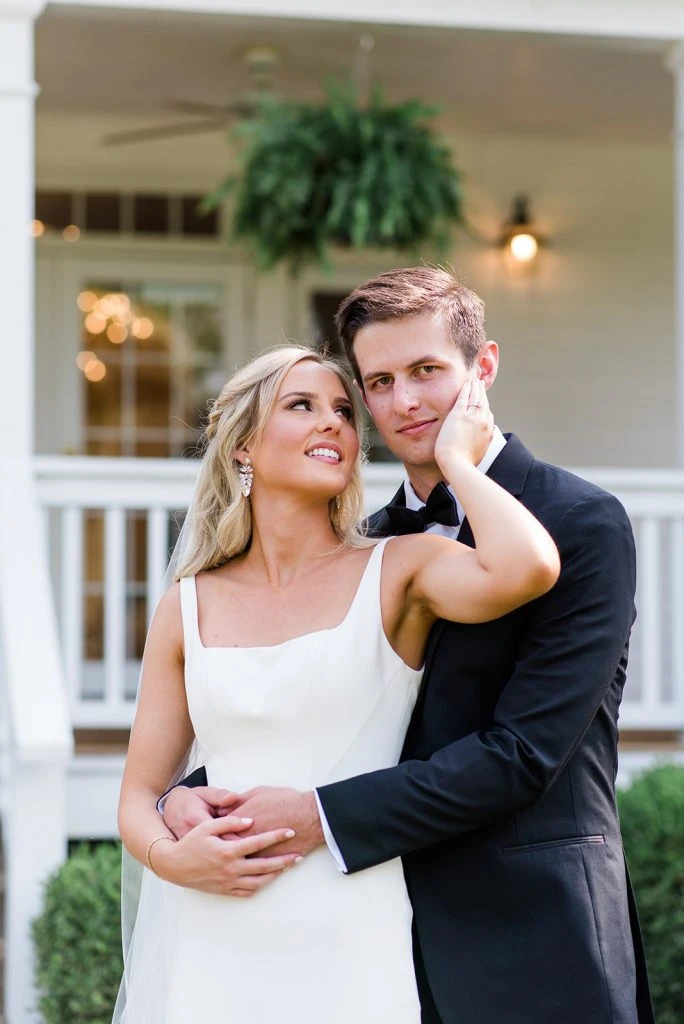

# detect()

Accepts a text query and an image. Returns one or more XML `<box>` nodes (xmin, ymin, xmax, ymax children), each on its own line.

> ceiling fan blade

<box><xmin>100</xmin><ymin>118</ymin><xmax>233</xmax><ymax>147</ymax></box>
<box><xmin>163</xmin><ymin>98</ymin><xmax>238</xmax><ymax>116</ymax></box>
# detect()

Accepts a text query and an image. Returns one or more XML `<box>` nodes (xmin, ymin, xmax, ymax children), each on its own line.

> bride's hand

<box><xmin>150</xmin><ymin>814</ymin><xmax>302</xmax><ymax>897</ymax></box>
<box><xmin>434</xmin><ymin>379</ymin><xmax>494</xmax><ymax>471</ymax></box>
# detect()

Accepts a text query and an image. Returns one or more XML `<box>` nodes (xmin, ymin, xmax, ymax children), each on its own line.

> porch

<box><xmin>4</xmin><ymin>1</ymin><xmax>684</xmax><ymax>1021</ymax></box>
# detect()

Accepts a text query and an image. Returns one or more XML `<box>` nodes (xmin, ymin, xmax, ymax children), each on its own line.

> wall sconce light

<box><xmin>500</xmin><ymin>195</ymin><xmax>542</xmax><ymax>264</ymax></box>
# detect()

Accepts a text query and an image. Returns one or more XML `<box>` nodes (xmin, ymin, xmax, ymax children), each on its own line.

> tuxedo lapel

<box><xmin>457</xmin><ymin>434</ymin><xmax>534</xmax><ymax>549</ymax></box>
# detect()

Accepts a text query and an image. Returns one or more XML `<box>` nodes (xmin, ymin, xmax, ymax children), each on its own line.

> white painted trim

<box><xmin>41</xmin><ymin>0</ymin><xmax>684</xmax><ymax>42</ymax></box>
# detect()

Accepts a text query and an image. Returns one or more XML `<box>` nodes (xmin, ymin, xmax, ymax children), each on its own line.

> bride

<box><xmin>116</xmin><ymin>344</ymin><xmax>559</xmax><ymax>1023</ymax></box>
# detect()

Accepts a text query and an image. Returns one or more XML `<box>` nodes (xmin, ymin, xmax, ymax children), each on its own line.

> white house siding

<box><xmin>35</xmin><ymin>115</ymin><xmax>675</xmax><ymax>469</ymax></box>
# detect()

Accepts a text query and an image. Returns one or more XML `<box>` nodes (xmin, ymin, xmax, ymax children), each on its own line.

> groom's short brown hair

<box><xmin>335</xmin><ymin>267</ymin><xmax>487</xmax><ymax>386</ymax></box>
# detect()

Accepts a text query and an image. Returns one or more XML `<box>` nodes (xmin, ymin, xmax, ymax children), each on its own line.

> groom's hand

<box><xmin>235</xmin><ymin>788</ymin><xmax>324</xmax><ymax>858</ymax></box>
<box><xmin>162</xmin><ymin>786</ymin><xmax>241</xmax><ymax>840</ymax></box>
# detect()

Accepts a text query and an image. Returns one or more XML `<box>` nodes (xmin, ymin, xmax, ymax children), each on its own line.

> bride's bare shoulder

<box><xmin>382</xmin><ymin>533</ymin><xmax>469</xmax><ymax>577</ymax></box>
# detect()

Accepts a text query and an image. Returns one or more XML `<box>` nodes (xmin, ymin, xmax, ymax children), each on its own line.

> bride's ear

<box><xmin>234</xmin><ymin>447</ymin><xmax>250</xmax><ymax>466</ymax></box>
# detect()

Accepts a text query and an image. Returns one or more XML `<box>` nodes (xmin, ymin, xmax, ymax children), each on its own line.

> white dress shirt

<box><xmin>316</xmin><ymin>427</ymin><xmax>508</xmax><ymax>871</ymax></box>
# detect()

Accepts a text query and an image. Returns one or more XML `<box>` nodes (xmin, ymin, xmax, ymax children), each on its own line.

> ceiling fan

<box><xmin>99</xmin><ymin>45</ymin><xmax>279</xmax><ymax>148</ymax></box>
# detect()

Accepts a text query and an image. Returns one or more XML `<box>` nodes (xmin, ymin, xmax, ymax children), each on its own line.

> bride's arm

<box><xmin>390</xmin><ymin>382</ymin><xmax>559</xmax><ymax>637</ymax></box>
<box><xmin>118</xmin><ymin>586</ymin><xmax>301</xmax><ymax>895</ymax></box>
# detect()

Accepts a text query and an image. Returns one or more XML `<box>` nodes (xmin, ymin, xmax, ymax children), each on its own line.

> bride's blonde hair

<box><xmin>175</xmin><ymin>345</ymin><xmax>370</xmax><ymax>579</ymax></box>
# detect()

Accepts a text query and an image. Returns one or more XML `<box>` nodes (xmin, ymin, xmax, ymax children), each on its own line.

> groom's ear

<box><xmin>476</xmin><ymin>341</ymin><xmax>499</xmax><ymax>389</ymax></box>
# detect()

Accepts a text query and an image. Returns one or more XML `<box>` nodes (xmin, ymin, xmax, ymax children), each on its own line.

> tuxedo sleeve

<box><xmin>156</xmin><ymin>765</ymin><xmax>208</xmax><ymax>812</ymax></box>
<box><xmin>316</xmin><ymin>493</ymin><xmax>636</xmax><ymax>873</ymax></box>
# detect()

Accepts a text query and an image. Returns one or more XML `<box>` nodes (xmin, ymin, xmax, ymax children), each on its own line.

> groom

<box><xmin>163</xmin><ymin>267</ymin><xmax>653</xmax><ymax>1024</ymax></box>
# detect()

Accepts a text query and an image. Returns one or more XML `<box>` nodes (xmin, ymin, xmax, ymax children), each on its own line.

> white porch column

<box><xmin>668</xmin><ymin>42</ymin><xmax>684</xmax><ymax>466</ymax></box>
<box><xmin>0</xmin><ymin>1</ymin><xmax>44</xmax><ymax>464</ymax></box>
<box><xmin>0</xmin><ymin>9</ymin><xmax>72</xmax><ymax>1024</ymax></box>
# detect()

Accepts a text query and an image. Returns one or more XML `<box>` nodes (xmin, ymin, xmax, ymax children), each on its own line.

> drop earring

<box><xmin>238</xmin><ymin>456</ymin><xmax>253</xmax><ymax>498</ymax></box>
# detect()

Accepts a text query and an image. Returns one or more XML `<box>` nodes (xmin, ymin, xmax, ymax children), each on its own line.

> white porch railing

<box><xmin>33</xmin><ymin>456</ymin><xmax>684</xmax><ymax>733</ymax></box>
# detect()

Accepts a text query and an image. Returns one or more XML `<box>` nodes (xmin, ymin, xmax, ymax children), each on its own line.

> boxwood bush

<box><xmin>619</xmin><ymin>762</ymin><xmax>684</xmax><ymax>1024</ymax></box>
<box><xmin>32</xmin><ymin>842</ymin><xmax>123</xmax><ymax>1024</ymax></box>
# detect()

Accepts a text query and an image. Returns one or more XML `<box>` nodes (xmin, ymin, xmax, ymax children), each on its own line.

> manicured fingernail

<box><xmin>240</xmin><ymin>817</ymin><xmax>253</xmax><ymax>824</ymax></box>
<box><xmin>294</xmin><ymin>856</ymin><xmax>304</xmax><ymax>863</ymax></box>
<box><xmin>285</xmin><ymin>829</ymin><xmax>296</xmax><ymax>838</ymax></box>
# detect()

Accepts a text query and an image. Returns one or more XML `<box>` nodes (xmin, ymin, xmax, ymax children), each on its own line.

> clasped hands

<box><xmin>155</xmin><ymin>784</ymin><xmax>324</xmax><ymax>897</ymax></box>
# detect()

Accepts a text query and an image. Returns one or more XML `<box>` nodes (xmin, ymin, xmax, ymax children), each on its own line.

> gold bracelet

<box><xmin>146</xmin><ymin>834</ymin><xmax>175</xmax><ymax>874</ymax></box>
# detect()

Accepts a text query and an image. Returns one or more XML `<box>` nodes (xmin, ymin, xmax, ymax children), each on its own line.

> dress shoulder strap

<box><xmin>342</xmin><ymin>538</ymin><xmax>389</xmax><ymax>626</ymax></box>
<box><xmin>179</xmin><ymin>575</ymin><xmax>201</xmax><ymax>661</ymax></box>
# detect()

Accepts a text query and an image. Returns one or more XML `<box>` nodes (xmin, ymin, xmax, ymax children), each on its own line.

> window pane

<box><xmin>36</xmin><ymin>191</ymin><xmax>72</xmax><ymax>230</ymax></box>
<box><xmin>185</xmin><ymin>303</ymin><xmax>222</xmax><ymax>358</ymax></box>
<box><xmin>85</xmin><ymin>360</ymin><xmax>122</xmax><ymax>427</ymax></box>
<box><xmin>182</xmin><ymin>195</ymin><xmax>219</xmax><ymax>236</ymax></box>
<box><xmin>135</xmin><ymin>440</ymin><xmax>170</xmax><ymax>458</ymax></box>
<box><xmin>77</xmin><ymin>279</ymin><xmax>223</xmax><ymax>458</ymax></box>
<box><xmin>86</xmin><ymin>439</ymin><xmax>122</xmax><ymax>456</ymax></box>
<box><xmin>311</xmin><ymin>291</ymin><xmax>346</xmax><ymax>358</ymax></box>
<box><xmin>134</xmin><ymin>195</ymin><xmax>169</xmax><ymax>234</ymax></box>
<box><xmin>86</xmin><ymin>193</ymin><xmax>121</xmax><ymax>232</ymax></box>
<box><xmin>134</xmin><ymin>362</ymin><xmax>172</xmax><ymax>428</ymax></box>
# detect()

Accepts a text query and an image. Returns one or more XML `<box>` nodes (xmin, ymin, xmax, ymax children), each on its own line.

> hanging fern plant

<box><xmin>202</xmin><ymin>81</ymin><xmax>464</xmax><ymax>272</ymax></box>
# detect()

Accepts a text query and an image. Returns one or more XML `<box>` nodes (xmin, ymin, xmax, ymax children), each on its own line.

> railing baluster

<box><xmin>147</xmin><ymin>507</ymin><xmax>169</xmax><ymax>624</ymax></box>
<box><xmin>104</xmin><ymin>507</ymin><xmax>126</xmax><ymax>714</ymax></box>
<box><xmin>61</xmin><ymin>506</ymin><xmax>83</xmax><ymax>708</ymax></box>
<box><xmin>671</xmin><ymin>518</ymin><xmax>684</xmax><ymax>719</ymax></box>
<box><xmin>636</xmin><ymin>518</ymin><xmax>661</xmax><ymax>723</ymax></box>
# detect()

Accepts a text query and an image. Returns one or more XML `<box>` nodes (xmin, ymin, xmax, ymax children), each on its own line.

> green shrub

<box><xmin>619</xmin><ymin>763</ymin><xmax>684</xmax><ymax>1024</ymax></box>
<box><xmin>32</xmin><ymin>842</ymin><xmax>123</xmax><ymax>1024</ymax></box>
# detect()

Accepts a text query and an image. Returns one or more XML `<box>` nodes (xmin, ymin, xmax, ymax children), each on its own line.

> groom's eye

<box><xmin>416</xmin><ymin>365</ymin><xmax>437</xmax><ymax>376</ymax></box>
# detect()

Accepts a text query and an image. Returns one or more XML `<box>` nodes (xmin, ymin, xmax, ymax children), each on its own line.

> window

<box><xmin>77</xmin><ymin>281</ymin><xmax>224</xmax><ymax>457</ymax></box>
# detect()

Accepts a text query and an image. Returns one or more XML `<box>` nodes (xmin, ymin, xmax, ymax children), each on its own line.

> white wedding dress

<box><xmin>119</xmin><ymin>538</ymin><xmax>423</xmax><ymax>1023</ymax></box>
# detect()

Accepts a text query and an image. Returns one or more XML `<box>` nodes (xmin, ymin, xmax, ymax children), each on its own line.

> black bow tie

<box><xmin>385</xmin><ymin>482</ymin><xmax>460</xmax><ymax>536</ymax></box>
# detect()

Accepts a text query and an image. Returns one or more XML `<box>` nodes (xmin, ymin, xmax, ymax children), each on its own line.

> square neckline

<box><xmin>190</xmin><ymin>539</ymin><xmax>386</xmax><ymax>652</ymax></box>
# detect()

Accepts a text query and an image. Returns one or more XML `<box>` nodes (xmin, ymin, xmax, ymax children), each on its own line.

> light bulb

<box><xmin>509</xmin><ymin>232</ymin><xmax>538</xmax><ymax>263</ymax></box>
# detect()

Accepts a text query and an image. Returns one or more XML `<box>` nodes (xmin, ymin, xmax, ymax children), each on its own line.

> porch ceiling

<box><xmin>36</xmin><ymin>5</ymin><xmax>672</xmax><ymax>143</ymax></box>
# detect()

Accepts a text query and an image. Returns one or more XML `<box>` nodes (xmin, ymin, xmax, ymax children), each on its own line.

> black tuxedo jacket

<box><xmin>317</xmin><ymin>435</ymin><xmax>653</xmax><ymax>1024</ymax></box>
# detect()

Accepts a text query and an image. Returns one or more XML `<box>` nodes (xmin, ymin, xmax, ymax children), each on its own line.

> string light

<box><xmin>77</xmin><ymin>291</ymin><xmax>98</xmax><ymax>312</ymax></box>
<box><xmin>107</xmin><ymin>323</ymin><xmax>128</xmax><ymax>344</ymax></box>
<box><xmin>84</xmin><ymin>358</ymin><xmax>107</xmax><ymax>382</ymax></box>
<box><xmin>76</xmin><ymin>350</ymin><xmax>97</xmax><ymax>371</ymax></box>
<box><xmin>85</xmin><ymin>312</ymin><xmax>107</xmax><ymax>334</ymax></box>
<box><xmin>132</xmin><ymin>317</ymin><xmax>154</xmax><ymax>339</ymax></box>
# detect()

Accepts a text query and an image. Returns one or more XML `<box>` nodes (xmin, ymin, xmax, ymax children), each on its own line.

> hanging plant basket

<box><xmin>203</xmin><ymin>82</ymin><xmax>464</xmax><ymax>272</ymax></box>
